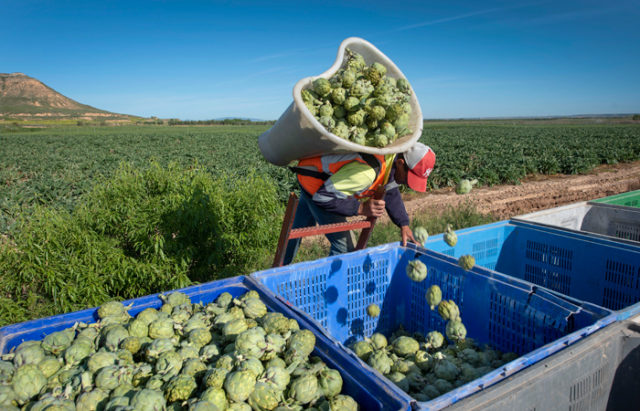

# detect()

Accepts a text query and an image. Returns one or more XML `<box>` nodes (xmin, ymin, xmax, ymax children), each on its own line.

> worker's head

<box><xmin>394</xmin><ymin>143</ymin><xmax>436</xmax><ymax>192</ymax></box>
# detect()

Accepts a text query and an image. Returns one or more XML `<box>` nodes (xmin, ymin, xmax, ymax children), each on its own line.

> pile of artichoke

<box><xmin>351</xmin><ymin>296</ymin><xmax>517</xmax><ymax>402</ymax></box>
<box><xmin>0</xmin><ymin>291</ymin><xmax>359</xmax><ymax>410</ymax></box>
<box><xmin>302</xmin><ymin>48</ymin><xmax>414</xmax><ymax>148</ymax></box>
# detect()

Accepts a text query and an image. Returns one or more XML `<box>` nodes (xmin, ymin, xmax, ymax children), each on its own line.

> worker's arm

<box><xmin>385</xmin><ymin>166</ymin><xmax>416</xmax><ymax>246</ymax></box>
<box><xmin>310</xmin><ymin>161</ymin><xmax>377</xmax><ymax>216</ymax></box>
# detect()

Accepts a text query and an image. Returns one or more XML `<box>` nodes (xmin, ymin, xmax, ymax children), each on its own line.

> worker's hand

<box><xmin>401</xmin><ymin>225</ymin><xmax>417</xmax><ymax>247</ymax></box>
<box><xmin>359</xmin><ymin>199</ymin><xmax>386</xmax><ymax>217</ymax></box>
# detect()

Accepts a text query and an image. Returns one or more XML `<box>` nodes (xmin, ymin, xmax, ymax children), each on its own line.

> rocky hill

<box><xmin>0</xmin><ymin>72</ymin><xmax>136</xmax><ymax>121</ymax></box>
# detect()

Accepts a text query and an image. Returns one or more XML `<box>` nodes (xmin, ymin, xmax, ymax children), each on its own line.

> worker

<box><xmin>283</xmin><ymin>142</ymin><xmax>435</xmax><ymax>265</ymax></box>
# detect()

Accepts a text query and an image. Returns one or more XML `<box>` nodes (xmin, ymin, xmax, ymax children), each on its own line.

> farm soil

<box><xmin>400</xmin><ymin>160</ymin><xmax>640</xmax><ymax>221</ymax></box>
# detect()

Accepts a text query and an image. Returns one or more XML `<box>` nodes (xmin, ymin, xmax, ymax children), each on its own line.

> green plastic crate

<box><xmin>592</xmin><ymin>190</ymin><xmax>640</xmax><ymax>208</ymax></box>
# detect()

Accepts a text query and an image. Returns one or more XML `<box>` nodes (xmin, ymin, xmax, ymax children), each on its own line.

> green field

<box><xmin>2</xmin><ymin>122</ymin><xmax>640</xmax><ymax>233</ymax></box>
<box><xmin>1</xmin><ymin>121</ymin><xmax>639</xmax><ymax>325</ymax></box>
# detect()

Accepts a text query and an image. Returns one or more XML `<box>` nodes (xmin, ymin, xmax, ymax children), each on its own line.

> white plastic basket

<box><xmin>259</xmin><ymin>37</ymin><xmax>424</xmax><ymax>166</ymax></box>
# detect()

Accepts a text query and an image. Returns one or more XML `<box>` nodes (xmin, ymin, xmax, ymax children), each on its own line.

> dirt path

<box><xmin>399</xmin><ymin>161</ymin><xmax>640</xmax><ymax>221</ymax></box>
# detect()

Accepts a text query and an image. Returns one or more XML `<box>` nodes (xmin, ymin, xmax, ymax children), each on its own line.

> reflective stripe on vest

<box><xmin>296</xmin><ymin>153</ymin><xmax>388</xmax><ymax>199</ymax></box>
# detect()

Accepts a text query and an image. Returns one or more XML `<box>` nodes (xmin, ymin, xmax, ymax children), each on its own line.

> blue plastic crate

<box><xmin>425</xmin><ymin>220</ymin><xmax>640</xmax><ymax>312</ymax></box>
<box><xmin>0</xmin><ymin>276</ymin><xmax>410</xmax><ymax>411</ymax></box>
<box><xmin>251</xmin><ymin>243</ymin><xmax>615</xmax><ymax>409</ymax></box>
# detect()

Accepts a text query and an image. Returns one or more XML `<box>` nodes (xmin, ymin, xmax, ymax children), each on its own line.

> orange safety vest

<box><xmin>291</xmin><ymin>153</ymin><xmax>390</xmax><ymax>199</ymax></box>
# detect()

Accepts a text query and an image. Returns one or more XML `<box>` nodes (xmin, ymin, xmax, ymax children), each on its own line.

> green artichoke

<box><xmin>393</xmin><ymin>336</ymin><xmax>420</xmax><ymax>357</ymax></box>
<box><xmin>444</xmin><ymin>224</ymin><xmax>458</xmax><ymax>247</ymax></box>
<box><xmin>165</xmin><ymin>374</ymin><xmax>197</xmax><ymax>403</ymax></box>
<box><xmin>406</xmin><ymin>259</ymin><xmax>427</xmax><ymax>282</ymax></box>
<box><xmin>288</xmin><ymin>374</ymin><xmax>319</xmax><ymax>404</ymax></box>
<box><xmin>202</xmin><ymin>367</ymin><xmax>229</xmax><ymax>389</ymax></box>
<box><xmin>446</xmin><ymin>319</ymin><xmax>467</xmax><ymax>342</ymax></box>
<box><xmin>351</xmin><ymin>340</ymin><xmax>373</xmax><ymax>361</ymax></box>
<box><xmin>366</xmin><ymin>303</ymin><xmax>380</xmax><ymax>318</ymax></box>
<box><xmin>131</xmin><ymin>388</ymin><xmax>167</xmax><ymax>411</ymax></box>
<box><xmin>425</xmin><ymin>285</ymin><xmax>442</xmax><ymax>310</ymax></box>
<box><xmin>12</xmin><ymin>364</ymin><xmax>47</xmax><ymax>404</ymax></box>
<box><xmin>458</xmin><ymin>255</ymin><xmax>475</xmax><ymax>271</ymax></box>
<box><xmin>224</xmin><ymin>370</ymin><xmax>256</xmax><ymax>403</ymax></box>
<box><xmin>200</xmin><ymin>386</ymin><xmax>228</xmax><ymax>410</ymax></box>
<box><xmin>248</xmin><ymin>381</ymin><xmax>280</xmax><ymax>410</ymax></box>
<box><xmin>438</xmin><ymin>300</ymin><xmax>460</xmax><ymax>322</ymax></box>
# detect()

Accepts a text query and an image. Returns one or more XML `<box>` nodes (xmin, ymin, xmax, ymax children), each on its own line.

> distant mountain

<box><xmin>0</xmin><ymin>72</ymin><xmax>137</xmax><ymax>121</ymax></box>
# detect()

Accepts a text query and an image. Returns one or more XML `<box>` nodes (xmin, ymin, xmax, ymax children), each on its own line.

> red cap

<box><xmin>403</xmin><ymin>143</ymin><xmax>436</xmax><ymax>192</ymax></box>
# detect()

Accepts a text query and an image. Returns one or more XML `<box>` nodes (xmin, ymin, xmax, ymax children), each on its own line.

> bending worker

<box><xmin>283</xmin><ymin>142</ymin><xmax>436</xmax><ymax>265</ymax></box>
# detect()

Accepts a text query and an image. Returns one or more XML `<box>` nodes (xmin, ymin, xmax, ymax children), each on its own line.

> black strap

<box><xmin>289</xmin><ymin>166</ymin><xmax>330</xmax><ymax>180</ymax></box>
<box><xmin>359</xmin><ymin>153</ymin><xmax>382</xmax><ymax>175</ymax></box>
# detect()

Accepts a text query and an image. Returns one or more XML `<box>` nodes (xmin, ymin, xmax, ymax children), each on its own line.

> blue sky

<box><xmin>2</xmin><ymin>0</ymin><xmax>639</xmax><ymax>120</ymax></box>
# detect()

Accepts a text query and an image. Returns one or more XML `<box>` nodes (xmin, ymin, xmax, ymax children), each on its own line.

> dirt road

<box><xmin>399</xmin><ymin>161</ymin><xmax>640</xmax><ymax>221</ymax></box>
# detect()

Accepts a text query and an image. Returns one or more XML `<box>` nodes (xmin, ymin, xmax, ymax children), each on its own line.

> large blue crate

<box><xmin>426</xmin><ymin>220</ymin><xmax>640</xmax><ymax>312</ymax></box>
<box><xmin>251</xmin><ymin>243</ymin><xmax>615</xmax><ymax>409</ymax></box>
<box><xmin>0</xmin><ymin>275</ymin><xmax>410</xmax><ymax>411</ymax></box>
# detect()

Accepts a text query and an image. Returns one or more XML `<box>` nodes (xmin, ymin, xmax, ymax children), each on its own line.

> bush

<box><xmin>0</xmin><ymin>161</ymin><xmax>282</xmax><ymax>325</ymax></box>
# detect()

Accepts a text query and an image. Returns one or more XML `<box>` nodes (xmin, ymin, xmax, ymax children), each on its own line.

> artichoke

<box><xmin>434</xmin><ymin>359</ymin><xmax>460</xmax><ymax>382</ymax></box>
<box><xmin>131</xmin><ymin>388</ymin><xmax>167</xmax><ymax>411</ymax></box>
<box><xmin>260</xmin><ymin>365</ymin><xmax>291</xmax><ymax>392</ymax></box>
<box><xmin>155</xmin><ymin>351</ymin><xmax>183</xmax><ymax>381</ymax></box>
<box><xmin>425</xmin><ymin>285</ymin><xmax>442</xmax><ymax>310</ymax></box>
<box><xmin>87</xmin><ymin>350</ymin><xmax>117</xmax><ymax>373</ymax></box>
<box><xmin>388</xmin><ymin>371</ymin><xmax>409</xmax><ymax>392</ymax></box>
<box><xmin>369</xmin><ymin>333</ymin><xmax>387</xmax><ymax>350</ymax></box>
<box><xmin>128</xmin><ymin>318</ymin><xmax>149</xmax><ymax>338</ymax></box>
<box><xmin>351</xmin><ymin>340</ymin><xmax>373</xmax><ymax>361</ymax></box>
<box><xmin>41</xmin><ymin>328</ymin><xmax>75</xmax><ymax>356</ymax></box>
<box><xmin>366</xmin><ymin>303</ymin><xmax>380</xmax><ymax>318</ymax></box>
<box><xmin>202</xmin><ymin>367</ymin><xmax>229</xmax><ymax>389</ymax></box>
<box><xmin>161</xmin><ymin>291</ymin><xmax>191</xmax><ymax>307</ymax></box>
<box><xmin>136</xmin><ymin>307</ymin><xmax>160</xmax><ymax>326</ymax></box>
<box><xmin>443</xmin><ymin>224</ymin><xmax>458</xmax><ymax>247</ymax></box>
<box><xmin>288</xmin><ymin>374</ymin><xmax>319</xmax><ymax>404</ymax></box>
<box><xmin>392</xmin><ymin>336</ymin><xmax>420</xmax><ymax>357</ymax></box>
<box><xmin>188</xmin><ymin>328</ymin><xmax>212</xmax><ymax>348</ymax></box>
<box><xmin>458</xmin><ymin>255</ymin><xmax>475</xmax><ymax>271</ymax></box>
<box><xmin>95</xmin><ymin>365</ymin><xmax>133</xmax><ymax>391</ymax></box>
<box><xmin>105</xmin><ymin>325</ymin><xmax>130</xmax><ymax>351</ymax></box>
<box><xmin>37</xmin><ymin>356</ymin><xmax>62</xmax><ymax>378</ymax></box>
<box><xmin>237</xmin><ymin>298</ymin><xmax>267</xmax><ymax>319</ymax></box>
<box><xmin>75</xmin><ymin>388</ymin><xmax>109</xmax><ymax>410</ymax></box>
<box><xmin>97</xmin><ymin>301</ymin><xmax>129</xmax><ymax>320</ymax></box>
<box><xmin>223</xmin><ymin>319</ymin><xmax>249</xmax><ymax>341</ymax></box>
<box><xmin>13</xmin><ymin>340</ymin><xmax>45</xmax><ymax>367</ymax></box>
<box><xmin>248</xmin><ymin>381</ymin><xmax>280</xmax><ymax>410</ymax></box>
<box><xmin>0</xmin><ymin>360</ymin><xmax>14</xmax><ymax>384</ymax></box>
<box><xmin>285</xmin><ymin>330</ymin><xmax>315</xmax><ymax>364</ymax></box>
<box><xmin>328</xmin><ymin>394</ymin><xmax>358</xmax><ymax>411</ymax></box>
<box><xmin>12</xmin><ymin>364</ymin><xmax>47</xmax><ymax>403</ymax></box>
<box><xmin>165</xmin><ymin>374</ymin><xmax>197</xmax><ymax>403</ymax></box>
<box><xmin>456</xmin><ymin>178</ymin><xmax>478</xmax><ymax>195</ymax></box>
<box><xmin>148</xmin><ymin>318</ymin><xmax>175</xmax><ymax>340</ymax></box>
<box><xmin>406</xmin><ymin>259</ymin><xmax>427</xmax><ymax>282</ymax></box>
<box><xmin>200</xmin><ymin>386</ymin><xmax>228</xmax><ymax>410</ymax></box>
<box><xmin>438</xmin><ymin>300</ymin><xmax>460</xmax><ymax>322</ymax></box>
<box><xmin>318</xmin><ymin>368</ymin><xmax>343</xmax><ymax>398</ymax></box>
<box><xmin>64</xmin><ymin>337</ymin><xmax>94</xmax><ymax>366</ymax></box>
<box><xmin>426</xmin><ymin>331</ymin><xmax>445</xmax><ymax>350</ymax></box>
<box><xmin>446</xmin><ymin>319</ymin><xmax>467</xmax><ymax>342</ymax></box>
<box><xmin>313</xmin><ymin>78</ymin><xmax>332</xmax><ymax>97</ymax></box>
<box><xmin>224</xmin><ymin>370</ymin><xmax>256</xmax><ymax>403</ymax></box>
<box><xmin>414</xmin><ymin>226</ymin><xmax>428</xmax><ymax>246</ymax></box>
<box><xmin>367</xmin><ymin>351</ymin><xmax>393</xmax><ymax>375</ymax></box>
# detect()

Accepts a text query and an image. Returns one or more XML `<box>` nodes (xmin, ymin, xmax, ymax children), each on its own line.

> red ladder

<box><xmin>272</xmin><ymin>187</ymin><xmax>385</xmax><ymax>267</ymax></box>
